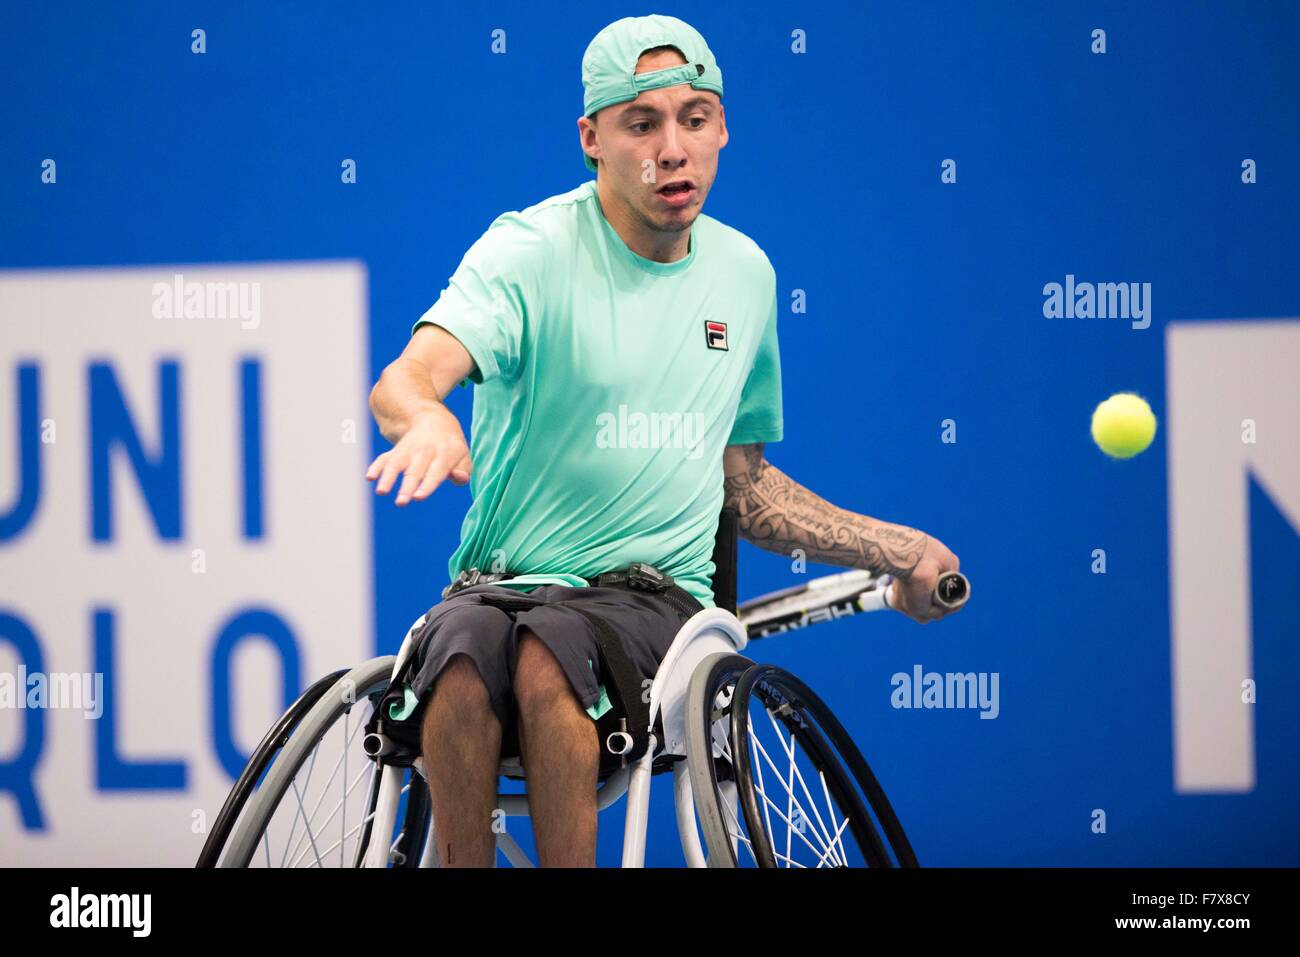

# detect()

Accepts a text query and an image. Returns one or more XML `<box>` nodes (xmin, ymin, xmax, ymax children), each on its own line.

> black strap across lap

<box><xmin>559</xmin><ymin>603</ymin><xmax>655</xmax><ymax>762</ymax></box>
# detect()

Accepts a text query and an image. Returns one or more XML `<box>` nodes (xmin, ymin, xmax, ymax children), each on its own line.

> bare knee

<box><xmin>423</xmin><ymin>654</ymin><xmax>493</xmax><ymax>734</ymax></box>
<box><xmin>513</xmin><ymin>631</ymin><xmax>578</xmax><ymax>718</ymax></box>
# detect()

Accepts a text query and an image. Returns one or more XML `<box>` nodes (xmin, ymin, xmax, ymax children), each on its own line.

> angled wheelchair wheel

<box><xmin>216</xmin><ymin>656</ymin><xmax>409</xmax><ymax>868</ymax></box>
<box><xmin>197</xmin><ymin>669</ymin><xmax>350</xmax><ymax>867</ymax></box>
<box><xmin>686</xmin><ymin>653</ymin><xmax>919</xmax><ymax>868</ymax></box>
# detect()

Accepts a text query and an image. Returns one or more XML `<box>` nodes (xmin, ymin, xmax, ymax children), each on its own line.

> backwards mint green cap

<box><xmin>581</xmin><ymin>14</ymin><xmax>724</xmax><ymax>173</ymax></box>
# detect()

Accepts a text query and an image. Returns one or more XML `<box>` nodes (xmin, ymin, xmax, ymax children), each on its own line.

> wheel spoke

<box><xmin>718</xmin><ymin>789</ymin><xmax>807</xmax><ymax>869</ymax></box>
<box><xmin>298</xmin><ymin>788</ymin><xmax>380</xmax><ymax>867</ymax></box>
<box><xmin>696</xmin><ymin>662</ymin><xmax>894</xmax><ymax>870</ymax></box>
<box><xmin>288</xmin><ymin>760</ymin><xmax>376</xmax><ymax>868</ymax></box>
<box><xmin>743</xmin><ymin>723</ymin><xmax>778</xmax><ymax>865</ymax></box>
<box><xmin>710</xmin><ymin>701</ymin><xmax>762</xmax><ymax>867</ymax></box>
<box><xmin>716</xmin><ymin>784</ymin><xmax>762</xmax><ymax>867</ymax></box>
<box><xmin>278</xmin><ymin>744</ymin><xmax>321</xmax><ymax>868</ymax></box>
<box><xmin>758</xmin><ymin>708</ymin><xmax>846</xmax><ymax>866</ymax></box>
<box><xmin>724</xmin><ymin>730</ymin><xmax>839</xmax><ymax>865</ymax></box>
<box><xmin>816</xmin><ymin>816</ymin><xmax>852</xmax><ymax>868</ymax></box>
<box><xmin>262</xmin><ymin>696</ymin><xmax>377</xmax><ymax>868</ymax></box>
<box><xmin>763</xmin><ymin>707</ymin><xmax>842</xmax><ymax>863</ymax></box>
<box><xmin>282</xmin><ymin>702</ymin><xmax>372</xmax><ymax>868</ymax></box>
<box><xmin>747</xmin><ymin>774</ymin><xmax>843</xmax><ymax>866</ymax></box>
<box><xmin>781</xmin><ymin>721</ymin><xmax>794</xmax><ymax>867</ymax></box>
<box><xmin>291</xmin><ymin>777</ymin><xmax>327</xmax><ymax>867</ymax></box>
<box><xmin>819</xmin><ymin>769</ymin><xmax>849</xmax><ymax>866</ymax></box>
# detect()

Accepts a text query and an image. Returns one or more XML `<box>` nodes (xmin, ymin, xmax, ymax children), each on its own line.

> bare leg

<box><xmin>513</xmin><ymin>628</ymin><xmax>599</xmax><ymax>867</ymax></box>
<box><xmin>420</xmin><ymin>654</ymin><xmax>502</xmax><ymax>867</ymax></box>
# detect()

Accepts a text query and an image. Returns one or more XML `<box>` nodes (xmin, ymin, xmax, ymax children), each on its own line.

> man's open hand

<box><xmin>366</xmin><ymin>407</ymin><xmax>472</xmax><ymax>506</ymax></box>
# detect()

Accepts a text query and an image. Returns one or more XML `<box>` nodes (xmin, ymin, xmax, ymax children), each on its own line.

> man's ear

<box><xmin>577</xmin><ymin>115</ymin><xmax>600</xmax><ymax>166</ymax></box>
<box><xmin>717</xmin><ymin>103</ymin><xmax>729</xmax><ymax>149</ymax></box>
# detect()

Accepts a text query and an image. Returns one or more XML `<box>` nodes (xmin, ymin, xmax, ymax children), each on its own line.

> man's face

<box><xmin>582</xmin><ymin>48</ymin><xmax>728</xmax><ymax>234</ymax></box>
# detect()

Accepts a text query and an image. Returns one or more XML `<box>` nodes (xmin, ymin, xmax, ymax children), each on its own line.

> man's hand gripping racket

<box><xmin>738</xmin><ymin>568</ymin><xmax>970</xmax><ymax>640</ymax></box>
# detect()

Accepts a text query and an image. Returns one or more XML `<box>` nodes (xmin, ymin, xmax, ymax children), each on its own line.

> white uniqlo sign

<box><xmin>1166</xmin><ymin>320</ymin><xmax>1300</xmax><ymax>793</ymax></box>
<box><xmin>0</xmin><ymin>262</ymin><xmax>373</xmax><ymax>864</ymax></box>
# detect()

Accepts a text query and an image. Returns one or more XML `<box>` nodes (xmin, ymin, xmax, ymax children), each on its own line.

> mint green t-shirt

<box><xmin>412</xmin><ymin>179</ymin><xmax>783</xmax><ymax>609</ymax></box>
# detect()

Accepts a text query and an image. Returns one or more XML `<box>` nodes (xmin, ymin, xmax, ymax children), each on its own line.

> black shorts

<box><xmin>394</xmin><ymin>582</ymin><xmax>705</xmax><ymax>758</ymax></box>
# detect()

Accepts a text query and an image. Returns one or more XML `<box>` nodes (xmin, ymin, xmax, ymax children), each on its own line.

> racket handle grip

<box><xmin>883</xmin><ymin>571</ymin><xmax>971</xmax><ymax>611</ymax></box>
<box><xmin>934</xmin><ymin>571</ymin><xmax>970</xmax><ymax>609</ymax></box>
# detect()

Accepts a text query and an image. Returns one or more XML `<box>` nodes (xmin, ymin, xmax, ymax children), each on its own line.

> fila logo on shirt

<box><xmin>705</xmin><ymin>321</ymin><xmax>728</xmax><ymax>351</ymax></box>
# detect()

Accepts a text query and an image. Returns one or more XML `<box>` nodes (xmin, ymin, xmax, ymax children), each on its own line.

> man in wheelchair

<box><xmin>365</xmin><ymin>15</ymin><xmax>963</xmax><ymax>867</ymax></box>
<box><xmin>369</xmin><ymin>561</ymin><xmax>710</xmax><ymax>866</ymax></box>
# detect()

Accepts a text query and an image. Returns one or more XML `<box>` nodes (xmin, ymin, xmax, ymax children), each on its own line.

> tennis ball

<box><xmin>1091</xmin><ymin>392</ymin><xmax>1157</xmax><ymax>459</ymax></box>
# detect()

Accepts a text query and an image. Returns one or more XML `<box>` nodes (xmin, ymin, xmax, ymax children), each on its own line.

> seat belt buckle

<box><xmin>625</xmin><ymin>562</ymin><xmax>673</xmax><ymax>592</ymax></box>
<box><xmin>442</xmin><ymin>567</ymin><xmax>483</xmax><ymax>600</ymax></box>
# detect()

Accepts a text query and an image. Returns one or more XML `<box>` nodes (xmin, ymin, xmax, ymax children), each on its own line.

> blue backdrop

<box><xmin>3</xmin><ymin>1</ymin><xmax>1297</xmax><ymax>865</ymax></box>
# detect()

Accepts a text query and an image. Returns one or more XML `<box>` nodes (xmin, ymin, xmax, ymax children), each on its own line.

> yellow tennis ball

<box><xmin>1091</xmin><ymin>393</ymin><xmax>1157</xmax><ymax>459</ymax></box>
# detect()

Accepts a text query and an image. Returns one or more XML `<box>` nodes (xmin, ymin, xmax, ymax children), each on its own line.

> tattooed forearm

<box><xmin>722</xmin><ymin>444</ymin><xmax>930</xmax><ymax>578</ymax></box>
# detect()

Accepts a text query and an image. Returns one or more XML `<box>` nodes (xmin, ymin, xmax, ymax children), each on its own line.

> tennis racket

<box><xmin>738</xmin><ymin>568</ymin><xmax>970</xmax><ymax>640</ymax></box>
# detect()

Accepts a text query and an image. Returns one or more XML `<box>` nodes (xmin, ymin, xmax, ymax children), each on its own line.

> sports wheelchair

<box><xmin>198</xmin><ymin>508</ymin><xmax>946</xmax><ymax>868</ymax></box>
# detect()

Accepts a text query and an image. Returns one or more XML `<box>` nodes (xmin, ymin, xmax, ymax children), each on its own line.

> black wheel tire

<box><xmin>689</xmin><ymin>655</ymin><xmax>919</xmax><ymax>868</ymax></box>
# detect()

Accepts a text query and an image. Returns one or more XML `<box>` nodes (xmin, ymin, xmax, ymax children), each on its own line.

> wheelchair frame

<box><xmin>203</xmin><ymin>507</ymin><xmax>921</xmax><ymax>868</ymax></box>
<box><xmin>370</xmin><ymin>603</ymin><xmax>750</xmax><ymax>868</ymax></box>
